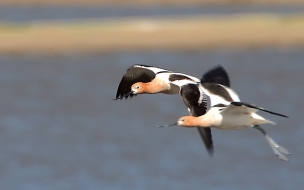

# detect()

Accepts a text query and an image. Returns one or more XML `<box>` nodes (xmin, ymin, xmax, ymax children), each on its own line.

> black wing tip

<box><xmin>201</xmin><ymin>65</ymin><xmax>230</xmax><ymax>87</ymax></box>
<box><xmin>113</xmin><ymin>97</ymin><xmax>129</xmax><ymax>100</ymax></box>
<box><xmin>113</xmin><ymin>97</ymin><xmax>125</xmax><ymax>100</ymax></box>
<box><xmin>114</xmin><ymin>93</ymin><xmax>126</xmax><ymax>100</ymax></box>
<box><xmin>114</xmin><ymin>93</ymin><xmax>137</xmax><ymax>100</ymax></box>
<box><xmin>196</xmin><ymin>127</ymin><xmax>214</xmax><ymax>157</ymax></box>
<box><xmin>274</xmin><ymin>111</ymin><xmax>289</xmax><ymax>118</ymax></box>
<box><xmin>207</xmin><ymin>147</ymin><xmax>214</xmax><ymax>157</ymax></box>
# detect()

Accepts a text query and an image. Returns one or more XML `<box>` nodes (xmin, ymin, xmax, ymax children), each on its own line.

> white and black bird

<box><xmin>115</xmin><ymin>64</ymin><xmax>231</xmax><ymax>155</ymax></box>
<box><xmin>157</xmin><ymin>77</ymin><xmax>290</xmax><ymax>161</ymax></box>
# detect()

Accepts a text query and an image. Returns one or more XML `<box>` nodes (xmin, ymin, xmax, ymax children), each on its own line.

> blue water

<box><xmin>0</xmin><ymin>5</ymin><xmax>303</xmax><ymax>23</ymax></box>
<box><xmin>0</xmin><ymin>48</ymin><xmax>303</xmax><ymax>190</ymax></box>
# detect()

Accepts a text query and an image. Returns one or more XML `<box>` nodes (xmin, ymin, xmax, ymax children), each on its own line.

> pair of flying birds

<box><xmin>115</xmin><ymin>65</ymin><xmax>290</xmax><ymax>161</ymax></box>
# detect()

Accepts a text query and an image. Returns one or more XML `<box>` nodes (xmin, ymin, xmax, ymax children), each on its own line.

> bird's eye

<box><xmin>136</xmin><ymin>86</ymin><xmax>140</xmax><ymax>89</ymax></box>
<box><xmin>181</xmin><ymin>118</ymin><xmax>185</xmax><ymax>122</ymax></box>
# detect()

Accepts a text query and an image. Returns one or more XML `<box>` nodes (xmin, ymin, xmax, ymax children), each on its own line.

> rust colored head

<box><xmin>131</xmin><ymin>82</ymin><xmax>147</xmax><ymax>94</ymax></box>
<box><xmin>177</xmin><ymin>116</ymin><xmax>199</xmax><ymax>128</ymax></box>
<box><xmin>177</xmin><ymin>115</ymin><xmax>210</xmax><ymax>128</ymax></box>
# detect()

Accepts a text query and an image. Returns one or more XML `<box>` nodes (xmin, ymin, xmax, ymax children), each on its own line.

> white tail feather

<box><xmin>251</xmin><ymin>113</ymin><xmax>276</xmax><ymax>125</ymax></box>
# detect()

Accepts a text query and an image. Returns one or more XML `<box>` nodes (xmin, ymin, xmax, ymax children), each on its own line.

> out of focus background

<box><xmin>0</xmin><ymin>1</ymin><xmax>304</xmax><ymax>190</ymax></box>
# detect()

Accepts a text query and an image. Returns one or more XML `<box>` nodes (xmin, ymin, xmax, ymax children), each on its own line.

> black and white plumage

<box><xmin>158</xmin><ymin>101</ymin><xmax>290</xmax><ymax>161</ymax></box>
<box><xmin>179</xmin><ymin>83</ymin><xmax>212</xmax><ymax>154</ymax></box>
<box><xmin>158</xmin><ymin>69</ymin><xmax>290</xmax><ymax>161</ymax></box>
<box><xmin>229</xmin><ymin>102</ymin><xmax>288</xmax><ymax>118</ymax></box>
<box><xmin>199</xmin><ymin>67</ymin><xmax>290</xmax><ymax>161</ymax></box>
<box><xmin>200</xmin><ymin>65</ymin><xmax>240</xmax><ymax>107</ymax></box>
<box><xmin>115</xmin><ymin>64</ymin><xmax>215</xmax><ymax>155</ymax></box>
<box><xmin>115</xmin><ymin>65</ymin><xmax>169</xmax><ymax>99</ymax></box>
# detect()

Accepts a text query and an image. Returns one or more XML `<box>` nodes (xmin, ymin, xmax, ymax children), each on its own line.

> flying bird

<box><xmin>156</xmin><ymin>94</ymin><xmax>290</xmax><ymax>161</ymax></box>
<box><xmin>115</xmin><ymin>64</ymin><xmax>231</xmax><ymax>155</ymax></box>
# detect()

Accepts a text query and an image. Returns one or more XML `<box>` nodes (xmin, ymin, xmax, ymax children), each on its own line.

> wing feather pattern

<box><xmin>116</xmin><ymin>65</ymin><xmax>158</xmax><ymax>99</ymax></box>
<box><xmin>180</xmin><ymin>84</ymin><xmax>214</xmax><ymax>155</ymax></box>
<box><xmin>230</xmin><ymin>102</ymin><xmax>288</xmax><ymax>118</ymax></box>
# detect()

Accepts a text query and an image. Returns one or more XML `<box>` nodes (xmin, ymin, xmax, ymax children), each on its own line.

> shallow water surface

<box><xmin>0</xmin><ymin>48</ymin><xmax>303</xmax><ymax>190</ymax></box>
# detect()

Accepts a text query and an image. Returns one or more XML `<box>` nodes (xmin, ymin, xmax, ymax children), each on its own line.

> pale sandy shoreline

<box><xmin>1</xmin><ymin>14</ymin><xmax>304</xmax><ymax>54</ymax></box>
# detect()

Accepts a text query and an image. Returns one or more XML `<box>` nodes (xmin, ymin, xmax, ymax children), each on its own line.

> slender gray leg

<box><xmin>254</xmin><ymin>125</ymin><xmax>290</xmax><ymax>161</ymax></box>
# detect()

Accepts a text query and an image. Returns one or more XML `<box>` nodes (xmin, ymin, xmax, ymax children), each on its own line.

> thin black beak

<box><xmin>113</xmin><ymin>91</ymin><xmax>134</xmax><ymax>100</ymax></box>
<box><xmin>154</xmin><ymin>123</ymin><xmax>178</xmax><ymax>128</ymax></box>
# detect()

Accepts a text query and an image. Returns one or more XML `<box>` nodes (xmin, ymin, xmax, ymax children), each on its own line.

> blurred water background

<box><xmin>0</xmin><ymin>5</ymin><xmax>303</xmax><ymax>23</ymax></box>
<box><xmin>0</xmin><ymin>1</ymin><xmax>304</xmax><ymax>190</ymax></box>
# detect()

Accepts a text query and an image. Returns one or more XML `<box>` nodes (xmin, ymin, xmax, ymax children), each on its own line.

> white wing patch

<box><xmin>202</xmin><ymin>89</ymin><xmax>229</xmax><ymax>106</ymax></box>
<box><xmin>202</xmin><ymin>85</ymin><xmax>241</xmax><ymax>107</ymax></box>
<box><xmin>170</xmin><ymin>80</ymin><xmax>197</xmax><ymax>87</ymax></box>
<box><xmin>174</xmin><ymin>72</ymin><xmax>200</xmax><ymax>82</ymax></box>
<box><xmin>224</xmin><ymin>87</ymin><xmax>240</xmax><ymax>102</ymax></box>
<box><xmin>210</xmin><ymin>94</ymin><xmax>230</xmax><ymax>106</ymax></box>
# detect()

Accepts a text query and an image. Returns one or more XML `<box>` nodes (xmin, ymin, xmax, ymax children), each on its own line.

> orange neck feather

<box><xmin>183</xmin><ymin>116</ymin><xmax>212</xmax><ymax>128</ymax></box>
<box><xmin>144</xmin><ymin>78</ymin><xmax>170</xmax><ymax>94</ymax></box>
